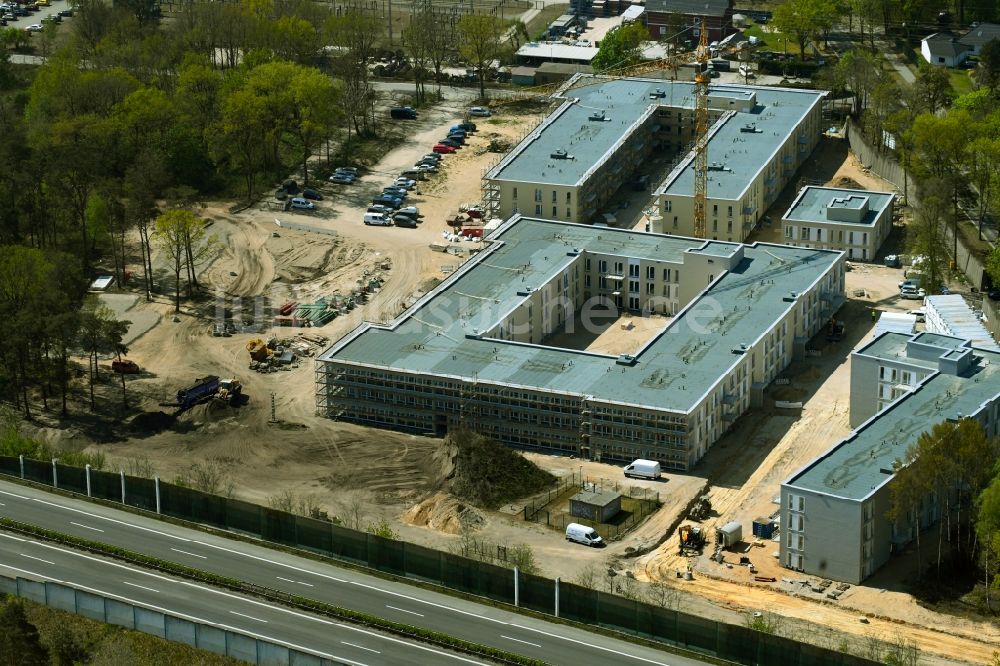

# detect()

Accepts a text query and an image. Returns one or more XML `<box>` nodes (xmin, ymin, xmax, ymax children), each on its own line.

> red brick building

<box><xmin>645</xmin><ymin>0</ymin><xmax>735</xmax><ymax>44</ymax></box>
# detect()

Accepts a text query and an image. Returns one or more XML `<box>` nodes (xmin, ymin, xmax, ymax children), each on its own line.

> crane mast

<box><xmin>693</xmin><ymin>21</ymin><xmax>711</xmax><ymax>239</ymax></box>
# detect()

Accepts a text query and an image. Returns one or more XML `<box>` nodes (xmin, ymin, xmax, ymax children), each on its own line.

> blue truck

<box><xmin>176</xmin><ymin>376</ymin><xmax>220</xmax><ymax>409</ymax></box>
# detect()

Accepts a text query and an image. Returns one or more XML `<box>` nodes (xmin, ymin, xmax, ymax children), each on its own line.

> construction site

<box><xmin>26</xmin><ymin>39</ymin><xmax>1000</xmax><ymax>665</ymax></box>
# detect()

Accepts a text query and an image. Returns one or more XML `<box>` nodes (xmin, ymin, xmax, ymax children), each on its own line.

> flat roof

<box><xmin>516</xmin><ymin>42</ymin><xmax>598</xmax><ymax>63</ymax></box>
<box><xmin>321</xmin><ymin>216</ymin><xmax>842</xmax><ymax>414</ymax></box>
<box><xmin>487</xmin><ymin>76</ymin><xmax>825</xmax><ymax>197</ymax></box>
<box><xmin>783</xmin><ymin>186</ymin><xmax>894</xmax><ymax>226</ymax></box>
<box><xmin>571</xmin><ymin>489</ymin><xmax>621</xmax><ymax>505</ymax></box>
<box><xmin>788</xmin><ymin>333</ymin><xmax>1000</xmax><ymax>500</ymax></box>
<box><xmin>925</xmin><ymin>294</ymin><xmax>1000</xmax><ymax>352</ymax></box>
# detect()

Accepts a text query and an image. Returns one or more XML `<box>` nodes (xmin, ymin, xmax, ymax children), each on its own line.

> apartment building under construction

<box><xmin>317</xmin><ymin>216</ymin><xmax>845</xmax><ymax>471</ymax></box>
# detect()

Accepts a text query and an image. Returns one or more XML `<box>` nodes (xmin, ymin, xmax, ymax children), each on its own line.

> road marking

<box><xmin>297</xmin><ymin>580</ymin><xmax>314</xmax><ymax>587</ymax></box>
<box><xmin>0</xmin><ymin>489</ymin><xmax>30</xmax><ymax>501</ymax></box>
<box><xmin>215</xmin><ymin>625</ymin><xmax>368</xmax><ymax>666</ymax></box>
<box><xmin>0</xmin><ymin>562</ymin><xmax>59</xmax><ymax>582</ymax></box>
<box><xmin>276</xmin><ymin>576</ymin><xmax>314</xmax><ymax>587</ymax></box>
<box><xmin>122</xmin><ymin>581</ymin><xmax>160</xmax><ymax>593</ymax></box>
<box><xmin>385</xmin><ymin>604</ymin><xmax>424</xmax><ymax>617</ymax></box>
<box><xmin>276</xmin><ymin>576</ymin><xmax>296</xmax><ymax>583</ymax></box>
<box><xmin>70</xmin><ymin>521</ymin><xmax>104</xmax><ymax>533</ymax></box>
<box><xmin>501</xmin><ymin>635</ymin><xmax>541</xmax><ymax>648</ymax></box>
<box><xmin>193</xmin><ymin>540</ymin><xmax>347</xmax><ymax>583</ymax></box>
<box><xmin>17</xmin><ymin>494</ymin><xmax>190</xmax><ymax>542</ymax></box>
<box><xmin>170</xmin><ymin>548</ymin><xmax>207</xmax><ymax>559</ymax></box>
<box><xmin>21</xmin><ymin>554</ymin><xmax>54</xmax><ymax>565</ymax></box>
<box><xmin>230</xmin><ymin>610</ymin><xmax>268</xmax><ymax>623</ymax></box>
<box><xmin>0</xmin><ymin>501</ymin><xmax>5</xmax><ymax>505</ymax></box>
<box><xmin>336</xmin><ymin>623</ymin><xmax>486</xmax><ymax>665</ymax></box>
<box><xmin>349</xmin><ymin>581</ymin><xmax>506</xmax><ymax>624</ymax></box>
<box><xmin>510</xmin><ymin>623</ymin><xmax>674</xmax><ymax>665</ymax></box>
<box><xmin>0</xmin><ymin>532</ymin><xmax>27</xmax><ymax>543</ymax></box>
<box><xmin>341</xmin><ymin>642</ymin><xmax>380</xmax><ymax>654</ymax></box>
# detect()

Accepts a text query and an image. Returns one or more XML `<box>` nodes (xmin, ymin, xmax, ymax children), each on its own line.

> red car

<box><xmin>432</xmin><ymin>143</ymin><xmax>456</xmax><ymax>154</ymax></box>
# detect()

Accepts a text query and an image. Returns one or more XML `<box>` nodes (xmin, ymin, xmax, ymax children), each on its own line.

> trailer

<box><xmin>176</xmin><ymin>376</ymin><xmax>220</xmax><ymax>409</ymax></box>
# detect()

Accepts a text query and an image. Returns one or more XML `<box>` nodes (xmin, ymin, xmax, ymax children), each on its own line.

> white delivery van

<box><xmin>623</xmin><ymin>459</ymin><xmax>661</xmax><ymax>480</ymax></box>
<box><xmin>565</xmin><ymin>523</ymin><xmax>604</xmax><ymax>547</ymax></box>
<box><xmin>363</xmin><ymin>212</ymin><xmax>388</xmax><ymax>226</ymax></box>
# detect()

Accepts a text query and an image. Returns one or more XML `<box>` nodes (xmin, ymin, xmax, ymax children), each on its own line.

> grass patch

<box><xmin>525</xmin><ymin>3</ymin><xmax>569</xmax><ymax>41</ymax></box>
<box><xmin>948</xmin><ymin>68</ymin><xmax>974</xmax><ymax>95</ymax></box>
<box><xmin>448</xmin><ymin>428</ymin><xmax>556</xmax><ymax>509</ymax></box>
<box><xmin>744</xmin><ymin>20</ymin><xmax>798</xmax><ymax>56</ymax></box>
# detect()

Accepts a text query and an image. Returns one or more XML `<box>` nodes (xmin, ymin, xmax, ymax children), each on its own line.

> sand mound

<box><xmin>403</xmin><ymin>491</ymin><xmax>484</xmax><ymax>535</ymax></box>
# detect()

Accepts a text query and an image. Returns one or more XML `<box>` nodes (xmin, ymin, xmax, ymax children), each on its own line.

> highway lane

<box><xmin>0</xmin><ymin>530</ymin><xmax>482</xmax><ymax>666</ymax></box>
<box><xmin>0</xmin><ymin>479</ymin><xmax>715</xmax><ymax>666</ymax></box>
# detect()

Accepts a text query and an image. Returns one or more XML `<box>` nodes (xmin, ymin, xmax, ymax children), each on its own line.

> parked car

<box><xmin>3</xmin><ymin>13</ymin><xmax>18</xmax><ymax>21</ymax></box>
<box><xmin>57</xmin><ymin>8</ymin><xmax>73</xmax><ymax>16</ymax></box>
<box><xmin>382</xmin><ymin>188</ymin><xmax>408</xmax><ymax>200</ymax></box>
<box><xmin>899</xmin><ymin>285</ymin><xmax>925</xmax><ymax>300</ymax></box>
<box><xmin>335</xmin><ymin>166</ymin><xmax>359</xmax><ymax>176</ymax></box>
<box><xmin>329</xmin><ymin>173</ymin><xmax>355</xmax><ymax>184</ymax></box>
<box><xmin>290</xmin><ymin>197</ymin><xmax>315</xmax><ymax>210</ymax></box>
<box><xmin>457</xmin><ymin>121</ymin><xmax>477</xmax><ymax>132</ymax></box>
<box><xmin>397</xmin><ymin>206</ymin><xmax>420</xmax><ymax>218</ymax></box>
<box><xmin>367</xmin><ymin>204</ymin><xmax>392</xmax><ymax>215</ymax></box>
<box><xmin>432</xmin><ymin>144</ymin><xmax>455</xmax><ymax>154</ymax></box>
<box><xmin>909</xmin><ymin>308</ymin><xmax>926</xmax><ymax>322</ymax></box>
<box><xmin>416</xmin><ymin>163</ymin><xmax>437</xmax><ymax>174</ymax></box>
<box><xmin>393</xmin><ymin>177</ymin><xmax>416</xmax><ymax>190</ymax></box>
<box><xmin>393</xmin><ymin>215</ymin><xmax>418</xmax><ymax>228</ymax></box>
<box><xmin>302</xmin><ymin>188</ymin><xmax>324</xmax><ymax>201</ymax></box>
<box><xmin>438</xmin><ymin>138</ymin><xmax>462</xmax><ymax>149</ymax></box>
<box><xmin>988</xmin><ymin>289</ymin><xmax>1000</xmax><ymax>301</ymax></box>
<box><xmin>373</xmin><ymin>194</ymin><xmax>402</xmax><ymax>208</ymax></box>
<box><xmin>469</xmin><ymin>106</ymin><xmax>491</xmax><ymax>117</ymax></box>
<box><xmin>389</xmin><ymin>106</ymin><xmax>417</xmax><ymax>120</ymax></box>
<box><xmin>447</xmin><ymin>128</ymin><xmax>467</xmax><ymax>138</ymax></box>
<box><xmin>421</xmin><ymin>153</ymin><xmax>442</xmax><ymax>162</ymax></box>
<box><xmin>884</xmin><ymin>254</ymin><xmax>901</xmax><ymax>268</ymax></box>
<box><xmin>364</xmin><ymin>212</ymin><xmax>391</xmax><ymax>226</ymax></box>
<box><xmin>274</xmin><ymin>189</ymin><xmax>288</xmax><ymax>201</ymax></box>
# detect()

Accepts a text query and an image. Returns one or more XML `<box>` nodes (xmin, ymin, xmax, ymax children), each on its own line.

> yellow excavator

<box><xmin>246</xmin><ymin>339</ymin><xmax>273</xmax><ymax>362</ymax></box>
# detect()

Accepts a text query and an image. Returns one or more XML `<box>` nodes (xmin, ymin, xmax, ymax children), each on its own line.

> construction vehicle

<box><xmin>826</xmin><ymin>318</ymin><xmax>845</xmax><ymax>342</ymax></box>
<box><xmin>246</xmin><ymin>338</ymin><xmax>273</xmax><ymax>362</ymax></box>
<box><xmin>176</xmin><ymin>376</ymin><xmax>220</xmax><ymax>409</ymax></box>
<box><xmin>678</xmin><ymin>524</ymin><xmax>706</xmax><ymax>555</ymax></box>
<box><xmin>216</xmin><ymin>378</ymin><xmax>243</xmax><ymax>405</ymax></box>
<box><xmin>688</xmin><ymin>495</ymin><xmax>712</xmax><ymax>521</ymax></box>
<box><xmin>111</xmin><ymin>359</ymin><xmax>141</xmax><ymax>374</ymax></box>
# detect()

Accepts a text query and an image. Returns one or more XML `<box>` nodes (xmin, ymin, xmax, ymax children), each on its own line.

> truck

<box><xmin>176</xmin><ymin>376</ymin><xmax>220</xmax><ymax>409</ymax></box>
<box><xmin>623</xmin><ymin>459</ymin><xmax>660</xmax><ymax>480</ymax></box>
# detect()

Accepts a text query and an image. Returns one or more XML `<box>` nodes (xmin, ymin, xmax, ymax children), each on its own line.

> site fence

<box><xmin>0</xmin><ymin>574</ymin><xmax>348</xmax><ymax>666</ymax></box>
<box><xmin>0</xmin><ymin>456</ymin><xmax>877</xmax><ymax>666</ymax></box>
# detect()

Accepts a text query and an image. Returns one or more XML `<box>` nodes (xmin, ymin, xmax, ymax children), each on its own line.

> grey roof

<box><xmin>923</xmin><ymin>32</ymin><xmax>970</xmax><ymax>58</ymax></box>
<box><xmin>321</xmin><ymin>216</ymin><xmax>842</xmax><ymax>414</ymax></box>
<box><xmin>782</xmin><ymin>186</ymin><xmax>894</xmax><ymax>226</ymax></box>
<box><xmin>925</xmin><ymin>294</ymin><xmax>1000</xmax><ymax>352</ymax></box>
<box><xmin>787</xmin><ymin>333</ymin><xmax>1000</xmax><ymax>500</ymax></box>
<box><xmin>960</xmin><ymin>23</ymin><xmax>1000</xmax><ymax>48</ymax></box>
<box><xmin>646</xmin><ymin>0</ymin><xmax>731</xmax><ymax>17</ymax></box>
<box><xmin>515</xmin><ymin>42</ymin><xmax>598</xmax><ymax>63</ymax></box>
<box><xmin>570</xmin><ymin>489</ymin><xmax>621</xmax><ymax>505</ymax></box>
<box><xmin>487</xmin><ymin>76</ymin><xmax>825</xmax><ymax>195</ymax></box>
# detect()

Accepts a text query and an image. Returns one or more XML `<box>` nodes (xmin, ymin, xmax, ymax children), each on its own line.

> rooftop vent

<box><xmin>879</xmin><ymin>468</ymin><xmax>894</xmax><ymax>475</ymax></box>
<box><xmin>616</xmin><ymin>354</ymin><xmax>637</xmax><ymax>366</ymax></box>
<box><xmin>551</xmin><ymin>149</ymin><xmax>571</xmax><ymax>159</ymax></box>
<box><xmin>740</xmin><ymin>123</ymin><xmax>763</xmax><ymax>133</ymax></box>
<box><xmin>588</xmin><ymin>110</ymin><xmax>608</xmax><ymax>122</ymax></box>
<box><xmin>731</xmin><ymin>343</ymin><xmax>749</xmax><ymax>354</ymax></box>
<box><xmin>649</xmin><ymin>89</ymin><xmax>666</xmax><ymax>99</ymax></box>
<box><xmin>782</xmin><ymin>291</ymin><xmax>799</xmax><ymax>302</ymax></box>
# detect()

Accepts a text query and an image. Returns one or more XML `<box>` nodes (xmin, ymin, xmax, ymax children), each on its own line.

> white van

<box><xmin>363</xmin><ymin>212</ymin><xmax>389</xmax><ymax>226</ymax></box>
<box><xmin>624</xmin><ymin>459</ymin><xmax>661</xmax><ymax>480</ymax></box>
<box><xmin>566</xmin><ymin>523</ymin><xmax>604</xmax><ymax>547</ymax></box>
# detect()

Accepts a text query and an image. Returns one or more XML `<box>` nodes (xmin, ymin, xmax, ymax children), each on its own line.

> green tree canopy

<box><xmin>592</xmin><ymin>22</ymin><xmax>649</xmax><ymax>72</ymax></box>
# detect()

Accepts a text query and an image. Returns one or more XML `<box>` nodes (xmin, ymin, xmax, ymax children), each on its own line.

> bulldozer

<box><xmin>216</xmin><ymin>378</ymin><xmax>242</xmax><ymax>405</ymax></box>
<box><xmin>678</xmin><ymin>524</ymin><xmax>706</xmax><ymax>555</ymax></box>
<box><xmin>688</xmin><ymin>495</ymin><xmax>712</xmax><ymax>521</ymax></box>
<box><xmin>246</xmin><ymin>338</ymin><xmax>272</xmax><ymax>362</ymax></box>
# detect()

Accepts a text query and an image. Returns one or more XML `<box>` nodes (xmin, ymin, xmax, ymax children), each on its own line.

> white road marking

<box><xmin>510</xmin><ymin>623</ymin><xmax>675</xmax><ymax>665</ymax></box>
<box><xmin>0</xmin><ymin>562</ymin><xmax>59</xmax><ymax>581</ymax></box>
<box><xmin>215</xmin><ymin>625</ymin><xmax>369</xmax><ymax>666</ymax></box>
<box><xmin>0</xmin><ymin>532</ymin><xmax>27</xmax><ymax>542</ymax></box>
<box><xmin>122</xmin><ymin>581</ymin><xmax>160</xmax><ymax>593</ymax></box>
<box><xmin>336</xmin><ymin>623</ymin><xmax>488</xmax><ymax>665</ymax></box>
<box><xmin>276</xmin><ymin>576</ymin><xmax>296</xmax><ymax>583</ymax></box>
<box><xmin>501</xmin><ymin>635</ymin><xmax>541</xmax><ymax>648</ymax></box>
<box><xmin>297</xmin><ymin>580</ymin><xmax>314</xmax><ymax>587</ymax></box>
<box><xmin>193</xmin><ymin>540</ymin><xmax>347</xmax><ymax>583</ymax></box>
<box><xmin>350</xmin><ymin>581</ymin><xmax>506</xmax><ymax>624</ymax></box>
<box><xmin>70</xmin><ymin>521</ymin><xmax>104</xmax><ymax>533</ymax></box>
<box><xmin>341</xmin><ymin>641</ymin><xmax>380</xmax><ymax>654</ymax></box>
<box><xmin>230</xmin><ymin>610</ymin><xmax>268</xmax><ymax>623</ymax></box>
<box><xmin>20</xmin><ymin>495</ymin><xmax>190</xmax><ymax>542</ymax></box>
<box><xmin>0</xmin><ymin>501</ymin><xmax>5</xmax><ymax>505</ymax></box>
<box><xmin>385</xmin><ymin>604</ymin><xmax>424</xmax><ymax>617</ymax></box>
<box><xmin>0</xmin><ymin>489</ymin><xmax>30</xmax><ymax>501</ymax></box>
<box><xmin>21</xmin><ymin>553</ymin><xmax>54</xmax><ymax>565</ymax></box>
<box><xmin>170</xmin><ymin>547</ymin><xmax>207</xmax><ymax>559</ymax></box>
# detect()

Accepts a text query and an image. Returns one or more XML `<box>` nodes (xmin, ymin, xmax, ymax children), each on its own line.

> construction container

<box><xmin>715</xmin><ymin>521</ymin><xmax>742</xmax><ymax>549</ymax></box>
<box><xmin>752</xmin><ymin>517</ymin><xmax>776</xmax><ymax>539</ymax></box>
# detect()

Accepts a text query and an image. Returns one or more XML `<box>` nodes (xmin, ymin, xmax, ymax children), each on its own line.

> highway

<box><xmin>0</xmin><ymin>479</ymin><xmax>716</xmax><ymax>666</ymax></box>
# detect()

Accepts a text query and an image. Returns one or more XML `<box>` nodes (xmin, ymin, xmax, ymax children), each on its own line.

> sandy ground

<box><xmin>29</xmin><ymin>103</ymin><xmax>998</xmax><ymax>665</ymax></box>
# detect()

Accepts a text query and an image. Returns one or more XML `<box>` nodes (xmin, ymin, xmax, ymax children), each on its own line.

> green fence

<box><xmin>0</xmin><ymin>455</ymin><xmax>877</xmax><ymax>666</ymax></box>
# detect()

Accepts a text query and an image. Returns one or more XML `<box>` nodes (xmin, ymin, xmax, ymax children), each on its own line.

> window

<box><xmin>816</xmin><ymin>229</ymin><xmax>822</xmax><ymax>242</ymax></box>
<box><xmin>585</xmin><ymin>274</ymin><xmax>591</xmax><ymax>287</ymax></box>
<box><xmin>646</xmin><ymin>282</ymin><xmax>655</xmax><ymax>294</ymax></box>
<box><xmin>599</xmin><ymin>276</ymin><xmax>607</xmax><ymax>289</ymax></box>
<box><xmin>599</xmin><ymin>260</ymin><xmax>607</xmax><ymax>272</ymax></box>
<box><xmin>629</xmin><ymin>279</ymin><xmax>639</xmax><ymax>293</ymax></box>
<box><xmin>566</xmin><ymin>208</ymin><xmax>572</xmax><ymax>219</ymax></box>
<box><xmin>712</xmin><ymin>220</ymin><xmax>718</xmax><ymax>231</ymax></box>
<box><xmin>646</xmin><ymin>266</ymin><xmax>655</xmax><ymax>279</ymax></box>
<box><xmin>800</xmin><ymin>227</ymin><xmax>811</xmax><ymax>241</ymax></box>
<box><xmin>727</xmin><ymin>221</ymin><xmax>732</xmax><ymax>233</ymax></box>
<box><xmin>673</xmin><ymin>216</ymin><xmax>678</xmax><ymax>229</ymax></box>
<box><xmin>585</xmin><ymin>258</ymin><xmax>591</xmax><ymax>271</ymax></box>
<box><xmin>512</xmin><ymin>187</ymin><xmax>518</xmax><ymax>200</ymax></box>
<box><xmin>566</xmin><ymin>192</ymin><xmax>571</xmax><ymax>203</ymax></box>
<box><xmin>615</xmin><ymin>261</ymin><xmax>623</xmax><ymax>274</ymax></box>
<box><xmin>629</xmin><ymin>263</ymin><xmax>639</xmax><ymax>277</ymax></box>
<box><xmin>535</xmin><ymin>204</ymin><xmax>542</xmax><ymax>215</ymax></box>
<box><xmin>713</xmin><ymin>204</ymin><xmax>718</xmax><ymax>215</ymax></box>
<box><xmin>552</xmin><ymin>206</ymin><xmax>557</xmax><ymax>217</ymax></box>
<box><xmin>552</xmin><ymin>191</ymin><xmax>557</xmax><ymax>203</ymax></box>
<box><xmin>534</xmin><ymin>189</ymin><xmax>542</xmax><ymax>202</ymax></box>
<box><xmin>665</xmin><ymin>200</ymin><xmax>672</xmax><ymax>212</ymax></box>
<box><xmin>727</xmin><ymin>206</ymin><xmax>733</xmax><ymax>217</ymax></box>
<box><xmin>663</xmin><ymin>268</ymin><xmax>670</xmax><ymax>281</ymax></box>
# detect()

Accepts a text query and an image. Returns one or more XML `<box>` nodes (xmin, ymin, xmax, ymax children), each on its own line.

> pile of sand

<box><xmin>403</xmin><ymin>491</ymin><xmax>485</xmax><ymax>534</ymax></box>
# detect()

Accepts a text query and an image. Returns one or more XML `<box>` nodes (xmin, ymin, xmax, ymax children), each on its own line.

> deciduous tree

<box><xmin>592</xmin><ymin>22</ymin><xmax>648</xmax><ymax>72</ymax></box>
<box><xmin>457</xmin><ymin>14</ymin><xmax>507</xmax><ymax>100</ymax></box>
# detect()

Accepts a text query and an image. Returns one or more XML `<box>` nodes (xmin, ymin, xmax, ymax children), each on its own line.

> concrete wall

<box><xmin>780</xmin><ymin>486</ymin><xmax>864</xmax><ymax>584</ymax></box>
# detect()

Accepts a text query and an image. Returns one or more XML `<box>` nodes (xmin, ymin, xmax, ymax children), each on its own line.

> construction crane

<box><xmin>692</xmin><ymin>21</ymin><xmax>712</xmax><ymax>239</ymax></box>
